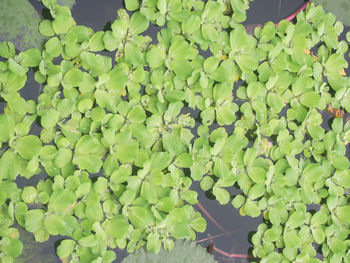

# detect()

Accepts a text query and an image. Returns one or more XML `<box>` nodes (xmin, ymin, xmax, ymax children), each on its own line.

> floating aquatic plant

<box><xmin>0</xmin><ymin>0</ymin><xmax>350</xmax><ymax>262</ymax></box>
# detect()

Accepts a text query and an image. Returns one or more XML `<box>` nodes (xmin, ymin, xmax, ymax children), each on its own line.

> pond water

<box><xmin>13</xmin><ymin>0</ymin><xmax>350</xmax><ymax>262</ymax></box>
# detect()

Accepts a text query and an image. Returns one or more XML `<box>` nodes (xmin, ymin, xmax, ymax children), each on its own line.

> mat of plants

<box><xmin>0</xmin><ymin>0</ymin><xmax>350</xmax><ymax>262</ymax></box>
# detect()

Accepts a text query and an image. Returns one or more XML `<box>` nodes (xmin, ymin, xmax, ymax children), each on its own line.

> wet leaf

<box><xmin>0</xmin><ymin>0</ymin><xmax>46</xmax><ymax>51</ymax></box>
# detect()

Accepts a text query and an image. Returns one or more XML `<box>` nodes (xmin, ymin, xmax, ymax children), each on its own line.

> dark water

<box><xmin>16</xmin><ymin>1</ymin><xmax>350</xmax><ymax>262</ymax></box>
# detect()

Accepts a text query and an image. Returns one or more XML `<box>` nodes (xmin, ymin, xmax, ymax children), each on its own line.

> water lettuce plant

<box><xmin>0</xmin><ymin>0</ymin><xmax>350</xmax><ymax>262</ymax></box>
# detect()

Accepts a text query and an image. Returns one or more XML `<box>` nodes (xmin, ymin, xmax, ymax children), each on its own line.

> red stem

<box><xmin>275</xmin><ymin>1</ymin><xmax>309</xmax><ymax>26</ymax></box>
<box><xmin>194</xmin><ymin>230</ymin><xmax>236</xmax><ymax>244</ymax></box>
<box><xmin>196</xmin><ymin>201</ymin><xmax>226</xmax><ymax>233</ymax></box>
<box><xmin>214</xmin><ymin>246</ymin><xmax>253</xmax><ymax>259</ymax></box>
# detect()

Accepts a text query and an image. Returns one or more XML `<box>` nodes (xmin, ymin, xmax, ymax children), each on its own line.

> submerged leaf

<box><xmin>0</xmin><ymin>0</ymin><xmax>46</xmax><ymax>51</ymax></box>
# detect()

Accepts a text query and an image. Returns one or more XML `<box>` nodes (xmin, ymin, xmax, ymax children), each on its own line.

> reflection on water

<box><xmin>16</xmin><ymin>226</ymin><xmax>60</xmax><ymax>263</ymax></box>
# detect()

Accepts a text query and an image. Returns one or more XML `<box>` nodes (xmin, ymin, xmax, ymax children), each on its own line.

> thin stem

<box><xmin>275</xmin><ymin>1</ymin><xmax>309</xmax><ymax>26</ymax></box>
<box><xmin>196</xmin><ymin>201</ymin><xmax>226</xmax><ymax>233</ymax></box>
<box><xmin>194</xmin><ymin>230</ymin><xmax>236</xmax><ymax>244</ymax></box>
<box><xmin>214</xmin><ymin>246</ymin><xmax>253</xmax><ymax>259</ymax></box>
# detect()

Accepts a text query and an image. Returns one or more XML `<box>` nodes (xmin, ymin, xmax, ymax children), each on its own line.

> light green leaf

<box><xmin>21</xmin><ymin>186</ymin><xmax>38</xmax><ymax>204</ymax></box>
<box><xmin>128</xmin><ymin>206</ymin><xmax>154</xmax><ymax>228</ymax></box>
<box><xmin>243</xmin><ymin>199</ymin><xmax>261</xmax><ymax>217</ymax></box>
<box><xmin>300</xmin><ymin>91</ymin><xmax>320</xmax><ymax>108</ymax></box>
<box><xmin>336</xmin><ymin>205</ymin><xmax>350</xmax><ymax>224</ymax></box>
<box><xmin>0</xmin><ymin>238</ymin><xmax>23</xmax><ymax>257</ymax></box>
<box><xmin>127</xmin><ymin>105</ymin><xmax>146</xmax><ymax>124</ymax></box>
<box><xmin>41</xmin><ymin>109</ymin><xmax>60</xmax><ymax>129</ymax></box>
<box><xmin>174</xmin><ymin>153</ymin><xmax>193</xmax><ymax>168</ymax></box>
<box><xmin>0</xmin><ymin>114</ymin><xmax>15</xmax><ymax>142</ymax></box>
<box><xmin>15</xmin><ymin>135</ymin><xmax>42</xmax><ymax>160</ymax></box>
<box><xmin>48</xmin><ymin>189</ymin><xmax>76</xmax><ymax>214</ymax></box>
<box><xmin>125</xmin><ymin>0</ymin><xmax>140</xmax><ymax>11</ymax></box>
<box><xmin>24</xmin><ymin>209</ymin><xmax>45</xmax><ymax>232</ymax></box>
<box><xmin>63</xmin><ymin>67</ymin><xmax>83</xmax><ymax>86</ymax></box>
<box><xmin>56</xmin><ymin>239</ymin><xmax>76</xmax><ymax>259</ymax></box>
<box><xmin>18</xmin><ymin>49</ymin><xmax>42</xmax><ymax>67</ymax></box>
<box><xmin>0</xmin><ymin>150</ymin><xmax>20</xmax><ymax>180</ymax></box>
<box><xmin>116</xmin><ymin>140</ymin><xmax>139</xmax><ymax>163</ymax></box>
<box><xmin>130</xmin><ymin>12</ymin><xmax>149</xmax><ymax>35</ymax></box>
<box><xmin>286</xmin><ymin>211</ymin><xmax>306</xmax><ymax>229</ymax></box>
<box><xmin>146</xmin><ymin>46</ymin><xmax>165</xmax><ymax>68</ymax></box>
<box><xmin>52</xmin><ymin>14</ymin><xmax>76</xmax><ymax>35</ymax></box>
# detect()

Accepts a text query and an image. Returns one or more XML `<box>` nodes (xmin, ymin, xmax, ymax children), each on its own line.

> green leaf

<box><xmin>41</xmin><ymin>109</ymin><xmax>60</xmax><ymax>129</ymax></box>
<box><xmin>336</xmin><ymin>205</ymin><xmax>350</xmax><ymax>224</ymax></box>
<box><xmin>45</xmin><ymin>36</ymin><xmax>62</xmax><ymax>58</ymax></box>
<box><xmin>181</xmin><ymin>190</ymin><xmax>198</xmax><ymax>205</ymax></box>
<box><xmin>55</xmin><ymin>148</ymin><xmax>73</xmax><ymax>168</ymax></box>
<box><xmin>283</xmin><ymin>229</ymin><xmax>301</xmax><ymax>248</ymax></box>
<box><xmin>333</xmin><ymin>170</ymin><xmax>350</xmax><ymax>188</ymax></box>
<box><xmin>182</xmin><ymin>14</ymin><xmax>201</xmax><ymax>35</ymax></box>
<box><xmin>125</xmin><ymin>0</ymin><xmax>140</xmax><ymax>11</ymax></box>
<box><xmin>78</xmin><ymin>234</ymin><xmax>98</xmax><ymax>247</ymax></box>
<box><xmin>299</xmin><ymin>91</ymin><xmax>320</xmax><ymax>108</ymax></box>
<box><xmin>146</xmin><ymin>46</ymin><xmax>165</xmax><ymax>68</ymax></box>
<box><xmin>128</xmin><ymin>206</ymin><xmax>154</xmax><ymax>228</ymax></box>
<box><xmin>56</xmin><ymin>239</ymin><xmax>76</xmax><ymax>259</ymax></box>
<box><xmin>310</xmin><ymin>210</ymin><xmax>328</xmax><ymax>227</ymax></box>
<box><xmin>243</xmin><ymin>199</ymin><xmax>261</xmax><ymax>217</ymax></box>
<box><xmin>0</xmin><ymin>114</ymin><xmax>15</xmax><ymax>142</ymax></box>
<box><xmin>263</xmin><ymin>226</ymin><xmax>282</xmax><ymax>242</ymax></box>
<box><xmin>301</xmin><ymin>163</ymin><xmax>324</xmax><ymax>183</ymax></box>
<box><xmin>75</xmin><ymin>135</ymin><xmax>105</xmax><ymax>155</ymax></box>
<box><xmin>116</xmin><ymin>140</ymin><xmax>139</xmax><ymax>163</ymax></box>
<box><xmin>330</xmin><ymin>153</ymin><xmax>350</xmax><ymax>170</ymax></box>
<box><xmin>74</xmin><ymin>154</ymin><xmax>103</xmax><ymax>174</ymax></box>
<box><xmin>141</xmin><ymin>181</ymin><xmax>158</xmax><ymax>204</ymax></box>
<box><xmin>311</xmin><ymin>227</ymin><xmax>325</xmax><ymax>244</ymax></box>
<box><xmin>0</xmin><ymin>150</ymin><xmax>20</xmax><ymax>180</ymax></box>
<box><xmin>18</xmin><ymin>49</ymin><xmax>42</xmax><ymax>67</ymax></box>
<box><xmin>236</xmin><ymin>54</ymin><xmax>259</xmax><ymax>73</ymax></box>
<box><xmin>286</xmin><ymin>211</ymin><xmax>306</xmax><ymax>229</ymax></box>
<box><xmin>21</xmin><ymin>186</ymin><xmax>38</xmax><ymax>204</ymax></box>
<box><xmin>130</xmin><ymin>12</ymin><xmax>149</xmax><ymax>35</ymax></box>
<box><xmin>169</xmin><ymin>40</ymin><xmax>195</xmax><ymax>60</ymax></box>
<box><xmin>230</xmin><ymin>25</ymin><xmax>248</xmax><ymax>53</ymax></box>
<box><xmin>1</xmin><ymin>238</ymin><xmax>23</xmax><ymax>257</ymax></box>
<box><xmin>24</xmin><ymin>209</ymin><xmax>45</xmax><ymax>232</ymax></box>
<box><xmin>213</xmin><ymin>186</ymin><xmax>230</xmax><ymax>205</ymax></box>
<box><xmin>125</xmin><ymin>43</ymin><xmax>145</xmax><ymax>66</ymax></box>
<box><xmin>127</xmin><ymin>105</ymin><xmax>146</xmax><ymax>124</ymax></box>
<box><xmin>52</xmin><ymin>14</ymin><xmax>76</xmax><ymax>35</ymax></box>
<box><xmin>248</xmin><ymin>183</ymin><xmax>265</xmax><ymax>200</ymax></box>
<box><xmin>44</xmin><ymin>213</ymin><xmax>65</xmax><ymax>235</ymax></box>
<box><xmin>163</xmin><ymin>133</ymin><xmax>186</xmax><ymax>156</ymax></box>
<box><xmin>0</xmin><ymin>41</ymin><xmax>15</xmax><ymax>58</ymax></box>
<box><xmin>174</xmin><ymin>153</ymin><xmax>193</xmax><ymax>168</ymax></box>
<box><xmin>48</xmin><ymin>189</ymin><xmax>76</xmax><ymax>214</ymax></box>
<box><xmin>0</xmin><ymin>0</ymin><xmax>47</xmax><ymax>51</ymax></box>
<box><xmin>63</xmin><ymin>67</ymin><xmax>83</xmax><ymax>86</ymax></box>
<box><xmin>216</xmin><ymin>105</ymin><xmax>236</xmax><ymax>125</ymax></box>
<box><xmin>312</xmin><ymin>0</ymin><xmax>350</xmax><ymax>26</ymax></box>
<box><xmin>232</xmin><ymin>194</ymin><xmax>245</xmax><ymax>209</ymax></box>
<box><xmin>123</xmin><ymin>240</ymin><xmax>216</xmax><ymax>263</ymax></box>
<box><xmin>15</xmin><ymin>135</ymin><xmax>42</xmax><ymax>160</ymax></box>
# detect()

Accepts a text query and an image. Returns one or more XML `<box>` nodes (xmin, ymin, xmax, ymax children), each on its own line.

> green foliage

<box><xmin>122</xmin><ymin>239</ymin><xmax>216</xmax><ymax>263</ymax></box>
<box><xmin>1</xmin><ymin>0</ymin><xmax>350</xmax><ymax>262</ymax></box>
<box><xmin>0</xmin><ymin>0</ymin><xmax>46</xmax><ymax>51</ymax></box>
<box><xmin>311</xmin><ymin>0</ymin><xmax>350</xmax><ymax>26</ymax></box>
